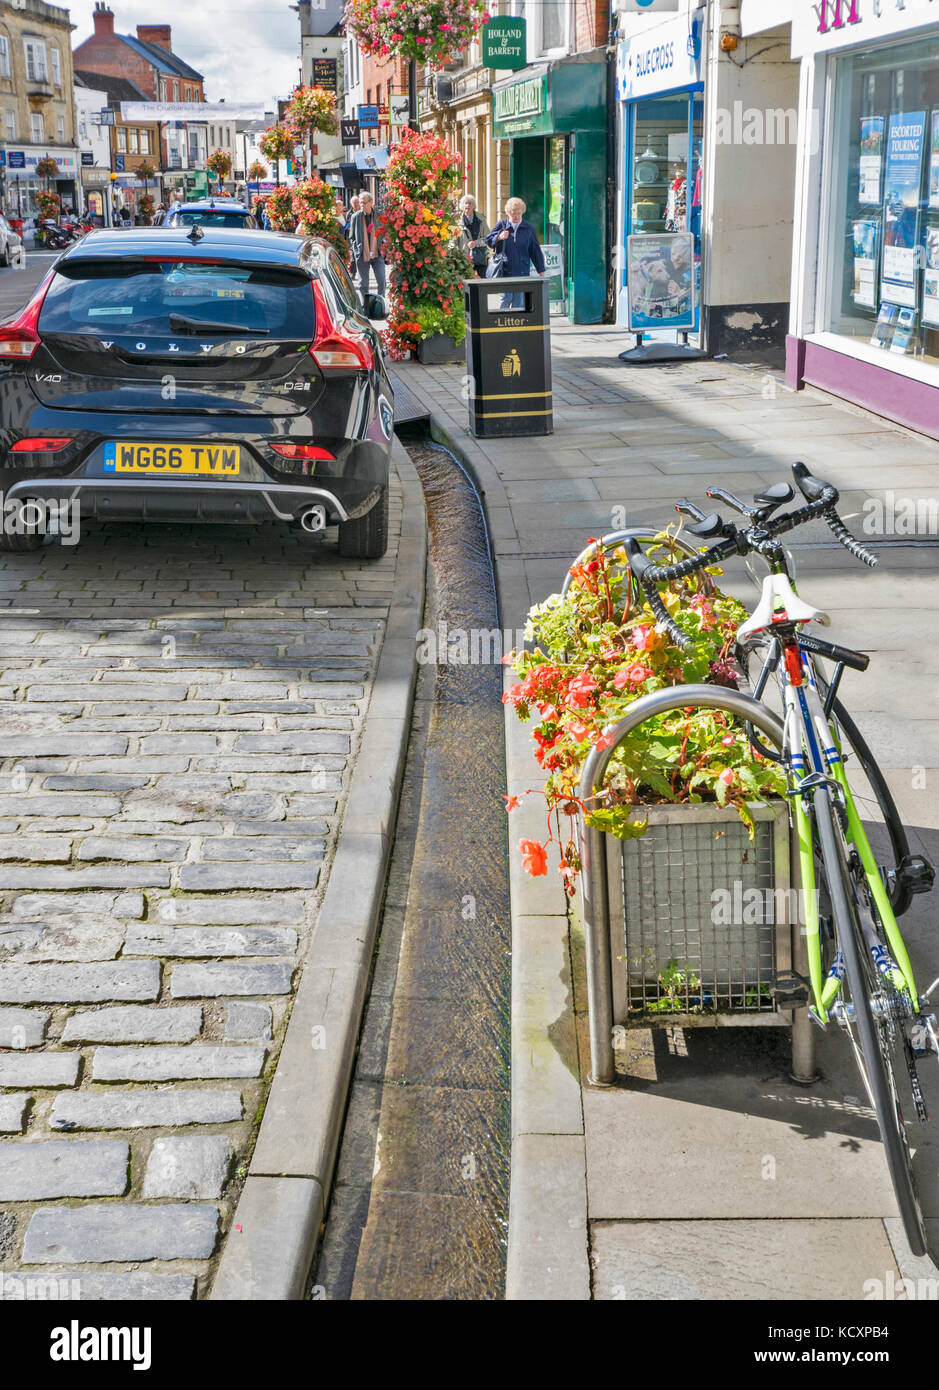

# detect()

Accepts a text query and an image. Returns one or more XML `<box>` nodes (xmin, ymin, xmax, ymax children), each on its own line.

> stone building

<box><xmin>0</xmin><ymin>0</ymin><xmax>80</xmax><ymax>219</ymax></box>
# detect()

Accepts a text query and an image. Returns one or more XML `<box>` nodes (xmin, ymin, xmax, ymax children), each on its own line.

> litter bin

<box><xmin>464</xmin><ymin>276</ymin><xmax>552</xmax><ymax>438</ymax></box>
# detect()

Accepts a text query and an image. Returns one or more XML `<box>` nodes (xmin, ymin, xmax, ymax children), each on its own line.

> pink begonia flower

<box><xmin>719</xmin><ymin>769</ymin><xmax>735</xmax><ymax>787</ymax></box>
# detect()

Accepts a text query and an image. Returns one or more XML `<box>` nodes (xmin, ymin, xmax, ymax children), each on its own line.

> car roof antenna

<box><xmin>187</xmin><ymin>224</ymin><xmax>204</xmax><ymax>243</ymax></box>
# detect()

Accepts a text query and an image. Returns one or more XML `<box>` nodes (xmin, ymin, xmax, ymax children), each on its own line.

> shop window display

<box><xmin>829</xmin><ymin>38</ymin><xmax>939</xmax><ymax>369</ymax></box>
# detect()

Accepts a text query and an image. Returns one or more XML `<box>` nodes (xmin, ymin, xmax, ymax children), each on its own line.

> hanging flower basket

<box><xmin>207</xmin><ymin>149</ymin><xmax>233</xmax><ymax>188</ymax></box>
<box><xmin>286</xmin><ymin>85</ymin><xmax>339</xmax><ymax>138</ymax></box>
<box><xmin>247</xmin><ymin>160</ymin><xmax>268</xmax><ymax>184</ymax></box>
<box><xmin>259</xmin><ymin>123</ymin><xmax>297</xmax><ymax>165</ymax></box>
<box><xmin>344</xmin><ymin>0</ymin><xmax>490</xmax><ymax>68</ymax></box>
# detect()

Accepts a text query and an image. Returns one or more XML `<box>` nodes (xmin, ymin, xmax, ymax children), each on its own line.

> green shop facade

<box><xmin>492</xmin><ymin>54</ymin><xmax>608</xmax><ymax>324</ymax></box>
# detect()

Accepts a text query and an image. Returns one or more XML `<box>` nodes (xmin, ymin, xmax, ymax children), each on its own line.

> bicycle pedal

<box><xmin>771</xmin><ymin>971</ymin><xmax>811</xmax><ymax>1009</ymax></box>
<box><xmin>897</xmin><ymin>854</ymin><xmax>935</xmax><ymax>897</ymax></box>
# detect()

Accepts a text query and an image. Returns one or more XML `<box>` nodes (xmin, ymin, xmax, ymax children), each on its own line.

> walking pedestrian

<box><xmin>458</xmin><ymin>194</ymin><xmax>490</xmax><ymax>277</ymax></box>
<box><xmin>344</xmin><ymin>193</ymin><xmax>361</xmax><ymax>241</ymax></box>
<box><xmin>349</xmin><ymin>192</ymin><xmax>386</xmax><ymax>306</ymax></box>
<box><xmin>486</xmin><ymin>196</ymin><xmax>546</xmax><ymax>309</ymax></box>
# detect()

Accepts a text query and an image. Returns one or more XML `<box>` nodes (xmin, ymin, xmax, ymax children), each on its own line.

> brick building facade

<box><xmin>73</xmin><ymin>5</ymin><xmax>204</xmax><ymax>104</ymax></box>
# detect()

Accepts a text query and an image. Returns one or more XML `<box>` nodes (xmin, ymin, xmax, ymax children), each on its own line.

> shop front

<box><xmin>788</xmin><ymin>0</ymin><xmax>939</xmax><ymax>438</ymax></box>
<box><xmin>615</xmin><ymin>10</ymin><xmax>704</xmax><ymax>335</ymax></box>
<box><xmin>1</xmin><ymin>147</ymin><xmax>80</xmax><ymax>220</ymax></box>
<box><xmin>492</xmin><ymin>54</ymin><xmax>607</xmax><ymax>324</ymax></box>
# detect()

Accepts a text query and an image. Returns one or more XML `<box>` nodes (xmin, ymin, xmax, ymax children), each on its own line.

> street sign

<box><xmin>8</xmin><ymin>152</ymin><xmax>24</xmax><ymax>168</ymax></box>
<box><xmin>389</xmin><ymin>94</ymin><xmax>410</xmax><ymax>127</ymax></box>
<box><xmin>358</xmin><ymin>105</ymin><xmax>379</xmax><ymax>129</ymax></box>
<box><xmin>99</xmin><ymin>108</ymin><xmax>115</xmax><ymax>126</ymax></box>
<box><xmin>340</xmin><ymin>118</ymin><xmax>361</xmax><ymax>146</ymax></box>
<box><xmin>81</xmin><ymin>151</ymin><xmax>94</xmax><ymax>166</ymax></box>
<box><xmin>377</xmin><ymin>103</ymin><xmax>389</xmax><ymax>121</ymax></box>
<box><xmin>312</xmin><ymin>58</ymin><xmax>337</xmax><ymax>91</ymax></box>
<box><xmin>114</xmin><ymin>154</ymin><xmax>125</xmax><ymax>172</ymax></box>
<box><xmin>481</xmin><ymin>16</ymin><xmax>527</xmax><ymax>69</ymax></box>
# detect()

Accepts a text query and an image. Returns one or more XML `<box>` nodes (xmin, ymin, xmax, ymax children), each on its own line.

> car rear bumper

<box><xmin>2</xmin><ymin>476</ymin><xmax>386</xmax><ymax>525</ymax></box>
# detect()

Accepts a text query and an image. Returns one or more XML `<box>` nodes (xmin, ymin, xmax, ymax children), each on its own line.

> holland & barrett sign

<box><xmin>482</xmin><ymin>17</ymin><xmax>526</xmax><ymax>70</ymax></box>
<box><xmin>492</xmin><ymin>74</ymin><xmax>549</xmax><ymax>139</ymax></box>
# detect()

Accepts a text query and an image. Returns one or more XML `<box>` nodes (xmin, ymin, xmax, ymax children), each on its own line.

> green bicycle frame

<box><xmin>752</xmin><ymin>553</ymin><xmax>919</xmax><ymax>1020</ymax></box>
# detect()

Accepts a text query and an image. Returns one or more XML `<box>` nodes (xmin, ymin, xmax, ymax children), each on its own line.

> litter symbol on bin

<box><xmin>501</xmin><ymin>348</ymin><xmax>521</xmax><ymax>378</ymax></box>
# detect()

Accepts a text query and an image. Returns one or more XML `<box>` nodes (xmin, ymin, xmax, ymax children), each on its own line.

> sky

<box><xmin>69</xmin><ymin>0</ymin><xmax>303</xmax><ymax>108</ymax></box>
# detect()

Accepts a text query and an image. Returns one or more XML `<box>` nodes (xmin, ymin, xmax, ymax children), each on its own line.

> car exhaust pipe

<box><xmin>299</xmin><ymin>505</ymin><xmax>327</xmax><ymax>534</ymax></box>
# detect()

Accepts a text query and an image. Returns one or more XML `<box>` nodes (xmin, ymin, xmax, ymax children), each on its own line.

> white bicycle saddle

<box><xmin>737</xmin><ymin>572</ymin><xmax>830</xmax><ymax>643</ymax></box>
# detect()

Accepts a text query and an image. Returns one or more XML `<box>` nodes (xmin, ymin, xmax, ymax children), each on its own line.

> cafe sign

<box><xmin>492</xmin><ymin>73</ymin><xmax>550</xmax><ymax>139</ymax></box>
<box><xmin>482</xmin><ymin>16</ymin><xmax>526</xmax><ymax>69</ymax></box>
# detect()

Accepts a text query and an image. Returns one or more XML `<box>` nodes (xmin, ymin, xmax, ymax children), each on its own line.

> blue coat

<box><xmin>486</xmin><ymin>218</ymin><xmax>545</xmax><ymax>276</ymax></box>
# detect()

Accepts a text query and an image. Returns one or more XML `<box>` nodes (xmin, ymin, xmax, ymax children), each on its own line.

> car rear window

<box><xmin>38</xmin><ymin>260</ymin><xmax>316</xmax><ymax>339</ymax></box>
<box><xmin>177</xmin><ymin>211</ymin><xmax>251</xmax><ymax>228</ymax></box>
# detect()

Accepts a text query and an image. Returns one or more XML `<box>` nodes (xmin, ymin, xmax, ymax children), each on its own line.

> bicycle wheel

<box><xmin>813</xmin><ymin>787</ymin><xmax>927</xmax><ymax>1256</ymax></box>
<box><xmin>737</xmin><ymin>637</ymin><xmax>912</xmax><ymax>915</ymax></box>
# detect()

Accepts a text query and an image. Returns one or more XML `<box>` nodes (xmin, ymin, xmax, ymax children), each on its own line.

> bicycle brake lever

<box><xmin>675</xmin><ymin>501</ymin><xmax>707</xmax><ymax>523</ymax></box>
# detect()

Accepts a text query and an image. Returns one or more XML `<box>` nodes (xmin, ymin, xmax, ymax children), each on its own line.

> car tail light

<box><xmin>269</xmin><ymin>443</ymin><xmax>336</xmax><ymax>461</ymax></box>
<box><xmin>309</xmin><ymin>280</ymin><xmax>373</xmax><ymax>371</ymax></box>
<box><xmin>0</xmin><ymin>271</ymin><xmax>54</xmax><ymax>359</ymax></box>
<box><xmin>10</xmin><ymin>437</ymin><xmax>74</xmax><ymax>453</ymax></box>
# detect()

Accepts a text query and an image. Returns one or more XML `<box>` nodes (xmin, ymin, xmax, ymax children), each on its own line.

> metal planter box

<box><xmin>417</xmin><ymin>333</ymin><xmax>462</xmax><ymax>365</ymax></box>
<box><xmin>605</xmin><ymin>800</ymin><xmax>794</xmax><ymax>1028</ymax></box>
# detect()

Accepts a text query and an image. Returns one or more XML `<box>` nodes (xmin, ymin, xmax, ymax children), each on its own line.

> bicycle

<box><xmin>618</xmin><ymin>462</ymin><xmax>937</xmax><ymax>1257</ymax></box>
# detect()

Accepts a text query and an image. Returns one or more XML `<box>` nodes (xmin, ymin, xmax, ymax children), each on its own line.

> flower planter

<box><xmin>417</xmin><ymin>332</ymin><xmax>462</xmax><ymax>365</ymax></box>
<box><xmin>601</xmin><ymin>799</ymin><xmax>796</xmax><ymax>1026</ymax></box>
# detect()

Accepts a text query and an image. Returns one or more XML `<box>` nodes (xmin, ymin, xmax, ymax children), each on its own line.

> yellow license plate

<box><xmin>103</xmin><ymin>442</ymin><xmax>240</xmax><ymax>476</ymax></box>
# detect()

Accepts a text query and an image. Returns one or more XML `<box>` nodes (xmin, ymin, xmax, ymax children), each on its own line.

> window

<box><xmin>173</xmin><ymin>81</ymin><xmax>179</xmax><ymax>101</ymax></box>
<box><xmin>140</xmin><ymin>129</ymin><xmax>150</xmax><ymax>155</ymax></box>
<box><xmin>51</xmin><ymin>46</ymin><xmax>61</xmax><ymax>87</ymax></box>
<box><xmin>827</xmin><ymin>36</ymin><xmax>939</xmax><ymax>374</ymax></box>
<box><xmin>117</xmin><ymin>126</ymin><xmax>127</xmax><ymax>152</ymax></box>
<box><xmin>129</xmin><ymin>128</ymin><xmax>139</xmax><ymax>154</ymax></box>
<box><xmin>39</xmin><ymin>262</ymin><xmax>318</xmax><ymax>340</ymax></box>
<box><xmin>30</xmin><ymin>112</ymin><xmax>43</xmax><ymax>142</ymax></box>
<box><xmin>0</xmin><ymin>37</ymin><xmax>10</xmax><ymax>79</ymax></box>
<box><xmin>56</xmin><ymin>114</ymin><xmax>65</xmax><ymax>144</ymax></box>
<box><xmin>24</xmin><ymin>40</ymin><xmax>48</xmax><ymax>83</ymax></box>
<box><xmin>5</xmin><ymin>110</ymin><xmax>14</xmax><ymax>141</ymax></box>
<box><xmin>186</xmin><ymin>87</ymin><xmax>192</xmax><ymax>101</ymax></box>
<box><xmin>514</xmin><ymin>0</ymin><xmax>569</xmax><ymax>57</ymax></box>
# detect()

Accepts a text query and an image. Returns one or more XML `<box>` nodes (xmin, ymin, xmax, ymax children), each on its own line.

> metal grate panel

<box><xmin>611</xmin><ymin>816</ymin><xmax>779</xmax><ymax>1017</ymax></box>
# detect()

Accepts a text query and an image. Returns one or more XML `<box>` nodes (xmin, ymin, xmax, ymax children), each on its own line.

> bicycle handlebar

<box><xmin>625</xmin><ymin>463</ymin><xmax>879</xmax><ymax>650</ymax></box>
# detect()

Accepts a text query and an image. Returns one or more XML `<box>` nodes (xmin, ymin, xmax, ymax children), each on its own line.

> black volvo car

<box><xmin>0</xmin><ymin>227</ymin><xmax>394</xmax><ymax>558</ymax></box>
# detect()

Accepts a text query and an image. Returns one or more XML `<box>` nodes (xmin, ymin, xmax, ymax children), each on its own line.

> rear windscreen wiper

<box><xmin>168</xmin><ymin>314</ymin><xmax>269</xmax><ymax>336</ymax></box>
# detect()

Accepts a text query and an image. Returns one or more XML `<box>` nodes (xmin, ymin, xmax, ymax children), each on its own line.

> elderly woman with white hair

<box><xmin>485</xmin><ymin>196</ymin><xmax>546</xmax><ymax>308</ymax></box>
<box><xmin>457</xmin><ymin>194</ymin><xmax>491</xmax><ymax>277</ymax></box>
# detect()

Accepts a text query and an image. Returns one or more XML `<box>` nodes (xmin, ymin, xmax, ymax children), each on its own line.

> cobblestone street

<box><xmin>0</xmin><ymin>497</ymin><xmax>400</xmax><ymax>1298</ymax></box>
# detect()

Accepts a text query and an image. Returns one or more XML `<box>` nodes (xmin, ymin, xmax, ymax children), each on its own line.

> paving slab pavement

<box><xmin>400</xmin><ymin>322</ymin><xmax>939</xmax><ymax>1300</ymax></box>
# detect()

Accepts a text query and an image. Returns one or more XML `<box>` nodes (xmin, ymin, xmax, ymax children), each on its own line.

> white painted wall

<box><xmin>702</xmin><ymin>18</ymin><xmax>799</xmax><ymax>311</ymax></box>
